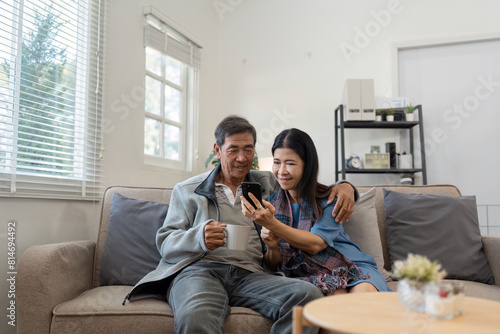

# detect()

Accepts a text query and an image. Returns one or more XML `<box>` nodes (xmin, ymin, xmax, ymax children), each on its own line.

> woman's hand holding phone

<box><xmin>240</xmin><ymin>193</ymin><xmax>275</xmax><ymax>227</ymax></box>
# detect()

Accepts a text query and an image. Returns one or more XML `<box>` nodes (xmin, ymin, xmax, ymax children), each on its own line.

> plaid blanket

<box><xmin>271</xmin><ymin>189</ymin><xmax>367</xmax><ymax>295</ymax></box>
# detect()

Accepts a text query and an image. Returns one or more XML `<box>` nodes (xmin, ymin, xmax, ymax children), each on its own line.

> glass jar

<box><xmin>397</xmin><ymin>279</ymin><xmax>427</xmax><ymax>313</ymax></box>
<box><xmin>425</xmin><ymin>281</ymin><xmax>465</xmax><ymax>320</ymax></box>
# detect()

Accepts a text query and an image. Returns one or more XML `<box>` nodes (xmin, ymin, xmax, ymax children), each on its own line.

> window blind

<box><xmin>0</xmin><ymin>0</ymin><xmax>106</xmax><ymax>200</ymax></box>
<box><xmin>144</xmin><ymin>13</ymin><xmax>201</xmax><ymax>69</ymax></box>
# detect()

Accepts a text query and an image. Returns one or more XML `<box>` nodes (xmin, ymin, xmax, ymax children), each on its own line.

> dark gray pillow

<box><xmin>384</xmin><ymin>189</ymin><xmax>494</xmax><ymax>284</ymax></box>
<box><xmin>100</xmin><ymin>193</ymin><xmax>168</xmax><ymax>286</ymax></box>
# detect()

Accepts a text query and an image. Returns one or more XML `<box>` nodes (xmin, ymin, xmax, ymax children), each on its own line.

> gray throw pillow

<box><xmin>100</xmin><ymin>193</ymin><xmax>168</xmax><ymax>286</ymax></box>
<box><xmin>343</xmin><ymin>187</ymin><xmax>390</xmax><ymax>281</ymax></box>
<box><xmin>384</xmin><ymin>189</ymin><xmax>494</xmax><ymax>284</ymax></box>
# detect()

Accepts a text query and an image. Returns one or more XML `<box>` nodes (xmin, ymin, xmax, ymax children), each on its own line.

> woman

<box><xmin>241</xmin><ymin>128</ymin><xmax>389</xmax><ymax>295</ymax></box>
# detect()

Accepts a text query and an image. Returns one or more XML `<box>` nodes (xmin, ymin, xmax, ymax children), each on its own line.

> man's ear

<box><xmin>214</xmin><ymin>143</ymin><xmax>222</xmax><ymax>159</ymax></box>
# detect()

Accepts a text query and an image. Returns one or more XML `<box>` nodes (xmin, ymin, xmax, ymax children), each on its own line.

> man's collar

<box><xmin>194</xmin><ymin>164</ymin><xmax>220</xmax><ymax>198</ymax></box>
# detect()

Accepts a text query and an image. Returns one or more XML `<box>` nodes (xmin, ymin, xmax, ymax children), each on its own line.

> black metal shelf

<box><xmin>339</xmin><ymin>121</ymin><xmax>419</xmax><ymax>129</ymax></box>
<box><xmin>334</xmin><ymin>104</ymin><xmax>427</xmax><ymax>185</ymax></box>
<box><xmin>339</xmin><ymin>168</ymin><xmax>424</xmax><ymax>174</ymax></box>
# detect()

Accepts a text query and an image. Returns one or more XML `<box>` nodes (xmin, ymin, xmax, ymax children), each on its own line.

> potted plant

<box><xmin>405</xmin><ymin>104</ymin><xmax>416</xmax><ymax>121</ymax></box>
<box><xmin>386</xmin><ymin>108</ymin><xmax>395</xmax><ymax>122</ymax></box>
<box><xmin>205</xmin><ymin>148</ymin><xmax>260</xmax><ymax>170</ymax></box>
<box><xmin>375</xmin><ymin>109</ymin><xmax>383</xmax><ymax>121</ymax></box>
<box><xmin>391</xmin><ymin>253</ymin><xmax>447</xmax><ymax>312</ymax></box>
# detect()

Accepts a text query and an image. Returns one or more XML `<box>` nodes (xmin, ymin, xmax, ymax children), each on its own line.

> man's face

<box><xmin>215</xmin><ymin>132</ymin><xmax>255</xmax><ymax>184</ymax></box>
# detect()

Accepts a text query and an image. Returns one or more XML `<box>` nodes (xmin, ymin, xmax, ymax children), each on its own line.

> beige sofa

<box><xmin>18</xmin><ymin>184</ymin><xmax>500</xmax><ymax>334</ymax></box>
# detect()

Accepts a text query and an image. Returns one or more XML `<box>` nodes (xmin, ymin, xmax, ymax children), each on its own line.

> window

<box><xmin>143</xmin><ymin>8</ymin><xmax>201</xmax><ymax>171</ymax></box>
<box><xmin>0</xmin><ymin>0</ymin><xmax>105</xmax><ymax>199</ymax></box>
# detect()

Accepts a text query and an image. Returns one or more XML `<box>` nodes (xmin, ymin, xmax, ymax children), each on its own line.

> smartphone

<box><xmin>241</xmin><ymin>182</ymin><xmax>262</xmax><ymax>209</ymax></box>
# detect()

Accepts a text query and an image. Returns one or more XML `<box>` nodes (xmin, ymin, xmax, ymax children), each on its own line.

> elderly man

<box><xmin>125</xmin><ymin>115</ymin><xmax>357</xmax><ymax>334</ymax></box>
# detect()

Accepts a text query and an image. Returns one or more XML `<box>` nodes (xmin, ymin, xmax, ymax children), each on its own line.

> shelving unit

<box><xmin>335</xmin><ymin>104</ymin><xmax>427</xmax><ymax>185</ymax></box>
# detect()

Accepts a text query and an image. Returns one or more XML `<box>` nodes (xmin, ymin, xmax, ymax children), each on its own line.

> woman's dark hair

<box><xmin>272</xmin><ymin>128</ymin><xmax>332</xmax><ymax>219</ymax></box>
<box><xmin>214</xmin><ymin>115</ymin><xmax>257</xmax><ymax>147</ymax></box>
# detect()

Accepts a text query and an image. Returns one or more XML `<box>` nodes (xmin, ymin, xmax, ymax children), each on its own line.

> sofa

<box><xmin>18</xmin><ymin>184</ymin><xmax>500</xmax><ymax>334</ymax></box>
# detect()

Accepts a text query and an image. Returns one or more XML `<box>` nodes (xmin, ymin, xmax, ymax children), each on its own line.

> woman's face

<box><xmin>272</xmin><ymin>148</ymin><xmax>304</xmax><ymax>200</ymax></box>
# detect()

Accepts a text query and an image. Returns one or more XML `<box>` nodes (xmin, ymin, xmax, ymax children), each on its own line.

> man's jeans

<box><xmin>167</xmin><ymin>262</ymin><xmax>322</xmax><ymax>334</ymax></box>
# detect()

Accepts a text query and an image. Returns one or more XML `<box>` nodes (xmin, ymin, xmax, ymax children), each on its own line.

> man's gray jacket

<box><xmin>124</xmin><ymin>165</ymin><xmax>280</xmax><ymax>303</ymax></box>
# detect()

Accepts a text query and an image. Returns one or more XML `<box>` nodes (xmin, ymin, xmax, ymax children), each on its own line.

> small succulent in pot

<box><xmin>391</xmin><ymin>254</ymin><xmax>447</xmax><ymax>313</ymax></box>
<box><xmin>391</xmin><ymin>253</ymin><xmax>447</xmax><ymax>282</ymax></box>
<box><xmin>405</xmin><ymin>104</ymin><xmax>416</xmax><ymax>114</ymax></box>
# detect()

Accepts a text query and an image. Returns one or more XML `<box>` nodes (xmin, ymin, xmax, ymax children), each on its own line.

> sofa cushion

<box><xmin>343</xmin><ymin>187</ymin><xmax>390</xmax><ymax>281</ymax></box>
<box><xmin>100</xmin><ymin>193</ymin><xmax>168</xmax><ymax>285</ymax></box>
<box><xmin>384</xmin><ymin>189</ymin><xmax>495</xmax><ymax>284</ymax></box>
<box><xmin>51</xmin><ymin>286</ymin><xmax>273</xmax><ymax>334</ymax></box>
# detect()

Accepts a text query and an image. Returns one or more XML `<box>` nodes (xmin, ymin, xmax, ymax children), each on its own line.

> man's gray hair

<box><xmin>214</xmin><ymin>115</ymin><xmax>257</xmax><ymax>147</ymax></box>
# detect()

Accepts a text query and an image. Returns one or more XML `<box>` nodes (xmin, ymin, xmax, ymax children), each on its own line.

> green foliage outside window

<box><xmin>1</xmin><ymin>4</ymin><xmax>76</xmax><ymax>176</ymax></box>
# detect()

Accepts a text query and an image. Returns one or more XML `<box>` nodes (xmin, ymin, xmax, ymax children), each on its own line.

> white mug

<box><xmin>224</xmin><ymin>225</ymin><xmax>251</xmax><ymax>251</ymax></box>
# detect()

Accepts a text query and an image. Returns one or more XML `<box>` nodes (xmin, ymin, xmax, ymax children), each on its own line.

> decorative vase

<box><xmin>425</xmin><ymin>281</ymin><xmax>465</xmax><ymax>319</ymax></box>
<box><xmin>406</xmin><ymin>113</ymin><xmax>414</xmax><ymax>121</ymax></box>
<box><xmin>397</xmin><ymin>279</ymin><xmax>427</xmax><ymax>312</ymax></box>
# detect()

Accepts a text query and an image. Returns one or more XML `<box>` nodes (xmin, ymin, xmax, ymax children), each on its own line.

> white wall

<box><xmin>101</xmin><ymin>0</ymin><xmax>222</xmax><ymax>188</ymax></box>
<box><xmin>217</xmin><ymin>0</ymin><xmax>500</xmax><ymax>188</ymax></box>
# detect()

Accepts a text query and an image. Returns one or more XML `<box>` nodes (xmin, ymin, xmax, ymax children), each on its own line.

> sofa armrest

<box><xmin>482</xmin><ymin>235</ymin><xmax>500</xmax><ymax>286</ymax></box>
<box><xmin>18</xmin><ymin>240</ymin><xmax>96</xmax><ymax>334</ymax></box>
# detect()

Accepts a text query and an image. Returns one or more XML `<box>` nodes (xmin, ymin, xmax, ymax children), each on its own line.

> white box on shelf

<box><xmin>342</xmin><ymin>79</ymin><xmax>362</xmax><ymax>121</ymax></box>
<box><xmin>398</xmin><ymin>154</ymin><xmax>413</xmax><ymax>169</ymax></box>
<box><xmin>361</xmin><ymin>79</ymin><xmax>376</xmax><ymax>121</ymax></box>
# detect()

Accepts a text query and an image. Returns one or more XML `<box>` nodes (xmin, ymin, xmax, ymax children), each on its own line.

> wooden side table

<box><xmin>293</xmin><ymin>292</ymin><xmax>500</xmax><ymax>334</ymax></box>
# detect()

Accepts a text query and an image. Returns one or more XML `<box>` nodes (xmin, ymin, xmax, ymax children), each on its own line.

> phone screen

<box><xmin>241</xmin><ymin>182</ymin><xmax>262</xmax><ymax>209</ymax></box>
